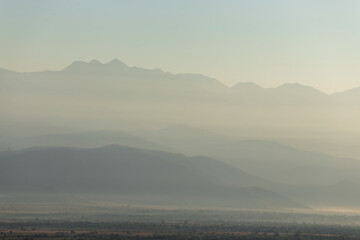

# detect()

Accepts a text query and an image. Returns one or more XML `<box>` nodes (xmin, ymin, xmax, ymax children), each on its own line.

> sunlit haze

<box><xmin>1</xmin><ymin>0</ymin><xmax>360</xmax><ymax>93</ymax></box>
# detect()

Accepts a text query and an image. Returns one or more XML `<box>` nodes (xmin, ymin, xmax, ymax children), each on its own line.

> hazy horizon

<box><xmin>3</xmin><ymin>1</ymin><xmax>360</xmax><ymax>237</ymax></box>
<box><xmin>2</xmin><ymin>0</ymin><xmax>360</xmax><ymax>94</ymax></box>
<box><xmin>3</xmin><ymin>58</ymin><xmax>360</xmax><ymax>94</ymax></box>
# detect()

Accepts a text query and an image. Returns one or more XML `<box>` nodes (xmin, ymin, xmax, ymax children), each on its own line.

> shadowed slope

<box><xmin>0</xmin><ymin>145</ymin><xmax>306</xmax><ymax>210</ymax></box>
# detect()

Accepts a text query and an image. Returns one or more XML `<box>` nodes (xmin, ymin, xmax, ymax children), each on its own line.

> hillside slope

<box><xmin>0</xmin><ymin>145</ymin><xmax>306</xmax><ymax>210</ymax></box>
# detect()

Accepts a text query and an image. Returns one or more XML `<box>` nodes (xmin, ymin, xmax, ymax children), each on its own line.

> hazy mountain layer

<box><xmin>6</xmin><ymin>126</ymin><xmax>360</xmax><ymax>208</ymax></box>
<box><xmin>135</xmin><ymin>125</ymin><xmax>360</xmax><ymax>185</ymax></box>
<box><xmin>13</xmin><ymin>130</ymin><xmax>166</xmax><ymax>150</ymax></box>
<box><xmin>0</xmin><ymin>145</ymin><xmax>306</xmax><ymax>210</ymax></box>
<box><xmin>2</xmin><ymin>60</ymin><xmax>360</xmax><ymax>209</ymax></box>
<box><xmin>2</xmin><ymin>59</ymin><xmax>360</xmax><ymax>159</ymax></box>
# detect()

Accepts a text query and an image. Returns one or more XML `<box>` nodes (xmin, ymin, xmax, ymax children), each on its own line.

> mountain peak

<box><xmin>62</xmin><ymin>60</ymin><xmax>87</xmax><ymax>71</ymax></box>
<box><xmin>232</xmin><ymin>82</ymin><xmax>263</xmax><ymax>90</ymax></box>
<box><xmin>275</xmin><ymin>83</ymin><xmax>327</xmax><ymax>95</ymax></box>
<box><xmin>109</xmin><ymin>58</ymin><xmax>121</xmax><ymax>64</ymax></box>
<box><xmin>89</xmin><ymin>59</ymin><xmax>102</xmax><ymax>65</ymax></box>
<box><xmin>62</xmin><ymin>59</ymin><xmax>129</xmax><ymax>72</ymax></box>
<box><xmin>106</xmin><ymin>58</ymin><xmax>127</xmax><ymax>67</ymax></box>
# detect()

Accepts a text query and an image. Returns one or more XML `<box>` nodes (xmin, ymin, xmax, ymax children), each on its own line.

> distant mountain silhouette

<box><xmin>331</xmin><ymin>86</ymin><xmax>360</xmax><ymax>103</ymax></box>
<box><xmin>0</xmin><ymin>145</ymin><xmax>306</xmax><ymax>210</ymax></box>
<box><xmin>3</xmin><ymin>59</ymin><xmax>360</xmax><ymax>106</ymax></box>
<box><xmin>14</xmin><ymin>124</ymin><xmax>360</xmax><ymax>187</ymax></box>
<box><xmin>61</xmin><ymin>59</ymin><xmax>226</xmax><ymax>89</ymax></box>
<box><xmin>133</xmin><ymin>125</ymin><xmax>360</xmax><ymax>208</ymax></box>
<box><xmin>14</xmin><ymin>130</ymin><xmax>165</xmax><ymax>150</ymax></box>
<box><xmin>62</xmin><ymin>59</ymin><xmax>129</xmax><ymax>73</ymax></box>
<box><xmin>0</xmin><ymin>59</ymin><xmax>231</xmax><ymax>106</ymax></box>
<box><xmin>230</xmin><ymin>82</ymin><xmax>328</xmax><ymax>104</ymax></box>
<box><xmin>273</xmin><ymin>83</ymin><xmax>326</xmax><ymax>95</ymax></box>
<box><xmin>232</xmin><ymin>82</ymin><xmax>263</xmax><ymax>90</ymax></box>
<box><xmin>0</xmin><ymin>67</ymin><xmax>14</xmax><ymax>74</ymax></box>
<box><xmin>138</xmin><ymin>125</ymin><xmax>360</xmax><ymax>186</ymax></box>
<box><xmin>2</xmin><ymin>58</ymin><xmax>360</xmax><ymax>203</ymax></box>
<box><xmin>3</xmin><ymin>59</ymin><xmax>360</xmax><ymax>96</ymax></box>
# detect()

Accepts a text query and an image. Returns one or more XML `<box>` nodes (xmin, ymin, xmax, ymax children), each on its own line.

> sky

<box><xmin>1</xmin><ymin>0</ymin><xmax>360</xmax><ymax>93</ymax></box>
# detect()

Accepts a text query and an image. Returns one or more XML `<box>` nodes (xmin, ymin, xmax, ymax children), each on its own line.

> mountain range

<box><xmin>10</xmin><ymin>125</ymin><xmax>360</xmax><ymax>186</ymax></box>
<box><xmin>136</xmin><ymin>125</ymin><xmax>360</xmax><ymax>186</ymax></box>
<box><xmin>2</xmin><ymin>59</ymin><xmax>360</xmax><ymax>210</ymax></box>
<box><xmin>0</xmin><ymin>144</ymin><xmax>306</xmax><ymax>210</ymax></box>
<box><xmin>2</xmin><ymin>59</ymin><xmax>360</xmax><ymax>150</ymax></box>
<box><xmin>6</xmin><ymin>125</ymin><xmax>360</xmax><ymax>209</ymax></box>
<box><xmin>1</xmin><ymin>59</ymin><xmax>359</xmax><ymax>102</ymax></box>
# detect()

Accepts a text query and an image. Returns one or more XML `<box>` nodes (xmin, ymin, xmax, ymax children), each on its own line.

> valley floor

<box><xmin>1</xmin><ymin>203</ymin><xmax>360</xmax><ymax>239</ymax></box>
<box><xmin>0</xmin><ymin>220</ymin><xmax>359</xmax><ymax>240</ymax></box>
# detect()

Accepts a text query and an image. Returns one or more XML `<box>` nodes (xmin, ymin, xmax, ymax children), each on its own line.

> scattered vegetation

<box><xmin>1</xmin><ymin>220</ymin><xmax>359</xmax><ymax>240</ymax></box>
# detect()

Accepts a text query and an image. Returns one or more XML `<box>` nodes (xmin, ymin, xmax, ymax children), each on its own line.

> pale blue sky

<box><xmin>1</xmin><ymin>0</ymin><xmax>360</xmax><ymax>93</ymax></box>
